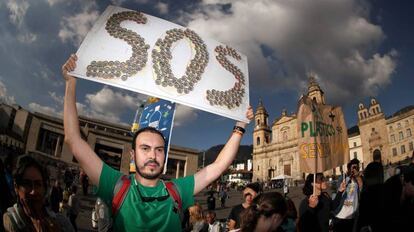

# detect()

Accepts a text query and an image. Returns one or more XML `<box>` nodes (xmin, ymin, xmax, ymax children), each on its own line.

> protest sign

<box><xmin>70</xmin><ymin>5</ymin><xmax>249</xmax><ymax>122</ymax></box>
<box><xmin>297</xmin><ymin>96</ymin><xmax>349</xmax><ymax>173</ymax></box>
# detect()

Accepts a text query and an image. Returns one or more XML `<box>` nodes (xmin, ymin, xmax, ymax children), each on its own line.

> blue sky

<box><xmin>0</xmin><ymin>0</ymin><xmax>412</xmax><ymax>151</ymax></box>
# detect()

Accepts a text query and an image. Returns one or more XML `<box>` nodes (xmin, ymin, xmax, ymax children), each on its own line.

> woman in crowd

<box><xmin>297</xmin><ymin>173</ymin><xmax>344</xmax><ymax>232</ymax></box>
<box><xmin>187</xmin><ymin>203</ymin><xmax>208</xmax><ymax>232</ymax></box>
<box><xmin>239</xmin><ymin>192</ymin><xmax>288</xmax><ymax>232</ymax></box>
<box><xmin>3</xmin><ymin>156</ymin><xmax>73</xmax><ymax>232</ymax></box>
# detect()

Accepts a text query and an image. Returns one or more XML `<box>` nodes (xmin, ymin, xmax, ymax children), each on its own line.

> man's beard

<box><xmin>135</xmin><ymin>160</ymin><xmax>164</xmax><ymax>180</ymax></box>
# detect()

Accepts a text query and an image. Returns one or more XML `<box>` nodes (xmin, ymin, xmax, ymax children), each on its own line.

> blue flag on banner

<box><xmin>139</xmin><ymin>99</ymin><xmax>176</xmax><ymax>172</ymax></box>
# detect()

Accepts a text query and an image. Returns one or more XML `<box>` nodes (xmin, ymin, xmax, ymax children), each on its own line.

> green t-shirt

<box><xmin>97</xmin><ymin>163</ymin><xmax>195</xmax><ymax>232</ymax></box>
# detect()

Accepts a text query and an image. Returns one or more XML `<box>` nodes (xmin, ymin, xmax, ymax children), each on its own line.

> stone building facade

<box><xmin>358</xmin><ymin>100</ymin><xmax>414</xmax><ymax>165</ymax></box>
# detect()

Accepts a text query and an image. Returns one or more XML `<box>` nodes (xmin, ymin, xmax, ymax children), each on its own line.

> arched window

<box><xmin>283</xmin><ymin>131</ymin><xmax>288</xmax><ymax>140</ymax></box>
<box><xmin>256</xmin><ymin>137</ymin><xmax>261</xmax><ymax>146</ymax></box>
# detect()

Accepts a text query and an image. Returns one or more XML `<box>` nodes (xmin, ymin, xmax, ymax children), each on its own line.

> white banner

<box><xmin>70</xmin><ymin>5</ymin><xmax>250</xmax><ymax>122</ymax></box>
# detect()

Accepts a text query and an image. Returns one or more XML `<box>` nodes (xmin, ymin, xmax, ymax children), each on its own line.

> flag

<box><xmin>297</xmin><ymin>96</ymin><xmax>349</xmax><ymax>173</ymax></box>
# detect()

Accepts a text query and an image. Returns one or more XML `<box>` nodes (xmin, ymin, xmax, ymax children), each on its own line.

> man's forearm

<box><xmin>64</xmin><ymin>79</ymin><xmax>81</xmax><ymax>143</ymax></box>
<box><xmin>194</xmin><ymin>132</ymin><xmax>243</xmax><ymax>194</ymax></box>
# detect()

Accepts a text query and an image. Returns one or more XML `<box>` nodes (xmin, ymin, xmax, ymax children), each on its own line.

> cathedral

<box><xmin>252</xmin><ymin>75</ymin><xmax>326</xmax><ymax>181</ymax></box>
<box><xmin>252</xmin><ymin>75</ymin><xmax>414</xmax><ymax>181</ymax></box>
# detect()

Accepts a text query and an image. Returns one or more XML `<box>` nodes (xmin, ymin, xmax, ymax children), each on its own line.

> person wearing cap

<box><xmin>227</xmin><ymin>182</ymin><xmax>261</xmax><ymax>231</ymax></box>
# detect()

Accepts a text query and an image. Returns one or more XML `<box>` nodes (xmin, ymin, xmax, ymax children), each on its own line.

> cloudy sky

<box><xmin>0</xmin><ymin>0</ymin><xmax>412</xmax><ymax>151</ymax></box>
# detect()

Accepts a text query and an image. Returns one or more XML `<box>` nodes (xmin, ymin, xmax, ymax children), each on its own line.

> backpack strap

<box><xmin>165</xmin><ymin>181</ymin><xmax>182</xmax><ymax>210</ymax></box>
<box><xmin>111</xmin><ymin>175</ymin><xmax>131</xmax><ymax>216</ymax></box>
<box><xmin>165</xmin><ymin>181</ymin><xmax>183</xmax><ymax>222</ymax></box>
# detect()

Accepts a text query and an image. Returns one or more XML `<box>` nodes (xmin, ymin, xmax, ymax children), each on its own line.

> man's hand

<box><xmin>308</xmin><ymin>195</ymin><xmax>319</xmax><ymax>208</ymax></box>
<box><xmin>235</xmin><ymin>105</ymin><xmax>254</xmax><ymax>128</ymax></box>
<box><xmin>62</xmin><ymin>54</ymin><xmax>77</xmax><ymax>82</ymax></box>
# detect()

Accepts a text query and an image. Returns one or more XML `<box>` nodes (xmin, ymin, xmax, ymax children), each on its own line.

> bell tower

<box><xmin>253</xmin><ymin>98</ymin><xmax>271</xmax><ymax>148</ymax></box>
<box><xmin>307</xmin><ymin>74</ymin><xmax>325</xmax><ymax>105</ymax></box>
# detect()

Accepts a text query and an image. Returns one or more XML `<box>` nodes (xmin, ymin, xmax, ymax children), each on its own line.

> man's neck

<box><xmin>135</xmin><ymin>173</ymin><xmax>160</xmax><ymax>187</ymax></box>
<box><xmin>242</xmin><ymin>202</ymin><xmax>251</xmax><ymax>208</ymax></box>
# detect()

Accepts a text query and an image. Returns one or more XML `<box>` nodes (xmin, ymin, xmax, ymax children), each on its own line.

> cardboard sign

<box><xmin>71</xmin><ymin>5</ymin><xmax>249</xmax><ymax>122</ymax></box>
<box><xmin>297</xmin><ymin>96</ymin><xmax>350</xmax><ymax>173</ymax></box>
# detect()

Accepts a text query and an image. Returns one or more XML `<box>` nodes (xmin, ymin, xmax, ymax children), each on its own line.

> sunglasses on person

<box><xmin>136</xmin><ymin>180</ymin><xmax>170</xmax><ymax>202</ymax></box>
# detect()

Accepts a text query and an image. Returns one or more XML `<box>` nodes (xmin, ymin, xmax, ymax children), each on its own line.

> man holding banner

<box><xmin>62</xmin><ymin>54</ymin><xmax>253</xmax><ymax>231</ymax></box>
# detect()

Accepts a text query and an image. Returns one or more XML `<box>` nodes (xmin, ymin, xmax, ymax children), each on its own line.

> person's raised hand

<box><xmin>62</xmin><ymin>54</ymin><xmax>77</xmax><ymax>82</ymax></box>
<box><xmin>308</xmin><ymin>195</ymin><xmax>319</xmax><ymax>208</ymax></box>
<box><xmin>235</xmin><ymin>105</ymin><xmax>253</xmax><ymax>129</ymax></box>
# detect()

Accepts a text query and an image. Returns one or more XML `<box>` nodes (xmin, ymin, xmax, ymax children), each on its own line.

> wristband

<box><xmin>233</xmin><ymin>130</ymin><xmax>244</xmax><ymax>136</ymax></box>
<box><xmin>233</xmin><ymin>126</ymin><xmax>246</xmax><ymax>134</ymax></box>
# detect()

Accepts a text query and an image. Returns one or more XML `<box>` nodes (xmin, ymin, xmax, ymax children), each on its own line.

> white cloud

<box><xmin>180</xmin><ymin>0</ymin><xmax>397</xmax><ymax>105</ymax></box>
<box><xmin>0</xmin><ymin>79</ymin><xmax>16</xmax><ymax>105</ymax></box>
<box><xmin>59</xmin><ymin>3</ymin><xmax>100</xmax><ymax>46</ymax></box>
<box><xmin>6</xmin><ymin>0</ymin><xmax>37</xmax><ymax>44</ymax></box>
<box><xmin>48</xmin><ymin>91</ymin><xmax>64</xmax><ymax>105</ymax></box>
<box><xmin>33</xmin><ymin>66</ymin><xmax>64</xmax><ymax>87</ymax></box>
<box><xmin>46</xmin><ymin>0</ymin><xmax>65</xmax><ymax>6</ymax></box>
<box><xmin>74</xmin><ymin>86</ymin><xmax>142</xmax><ymax>124</ymax></box>
<box><xmin>28</xmin><ymin>102</ymin><xmax>61</xmax><ymax>117</ymax></box>
<box><xmin>155</xmin><ymin>2</ymin><xmax>169</xmax><ymax>15</ymax></box>
<box><xmin>174</xmin><ymin>104</ymin><xmax>198</xmax><ymax>127</ymax></box>
<box><xmin>6</xmin><ymin>0</ymin><xmax>29</xmax><ymax>27</ymax></box>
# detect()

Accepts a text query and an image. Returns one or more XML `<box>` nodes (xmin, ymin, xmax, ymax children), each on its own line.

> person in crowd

<box><xmin>49</xmin><ymin>180</ymin><xmax>63</xmax><ymax>213</ymax></box>
<box><xmin>186</xmin><ymin>204</ymin><xmax>208</xmax><ymax>232</ymax></box>
<box><xmin>68</xmin><ymin>185</ymin><xmax>80</xmax><ymax>231</ymax></box>
<box><xmin>80</xmin><ymin>170</ymin><xmax>89</xmax><ymax>196</ymax></box>
<box><xmin>63</xmin><ymin>169</ymin><xmax>73</xmax><ymax>190</ymax></box>
<box><xmin>239</xmin><ymin>192</ymin><xmax>287</xmax><ymax>232</ymax></box>
<box><xmin>219</xmin><ymin>187</ymin><xmax>228</xmax><ymax>208</ymax></box>
<box><xmin>228</xmin><ymin>182</ymin><xmax>261</xmax><ymax>231</ymax></box>
<box><xmin>378</xmin><ymin>165</ymin><xmax>414</xmax><ymax>231</ymax></box>
<box><xmin>62</xmin><ymin>54</ymin><xmax>254</xmax><ymax>231</ymax></box>
<box><xmin>205</xmin><ymin>210</ymin><xmax>223</xmax><ymax>232</ymax></box>
<box><xmin>4</xmin><ymin>155</ymin><xmax>16</xmax><ymax>200</ymax></box>
<box><xmin>332</xmin><ymin>158</ymin><xmax>363</xmax><ymax>232</ymax></box>
<box><xmin>357</xmin><ymin>152</ymin><xmax>384</xmax><ymax>231</ymax></box>
<box><xmin>3</xmin><ymin>156</ymin><xmax>73</xmax><ymax>232</ymax></box>
<box><xmin>93</xmin><ymin>197</ymin><xmax>111</xmax><ymax>232</ymax></box>
<box><xmin>207</xmin><ymin>191</ymin><xmax>216</xmax><ymax>211</ymax></box>
<box><xmin>0</xmin><ymin>159</ymin><xmax>14</xmax><ymax>232</ymax></box>
<box><xmin>298</xmin><ymin>173</ymin><xmax>345</xmax><ymax>232</ymax></box>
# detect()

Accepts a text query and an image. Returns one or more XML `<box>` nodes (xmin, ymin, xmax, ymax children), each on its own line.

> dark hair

<box><xmin>14</xmin><ymin>156</ymin><xmax>49</xmax><ymax>194</ymax></box>
<box><xmin>402</xmin><ymin>166</ymin><xmax>414</xmax><ymax>185</ymax></box>
<box><xmin>132</xmin><ymin>127</ymin><xmax>166</xmax><ymax>151</ymax></box>
<box><xmin>347</xmin><ymin>158</ymin><xmax>360</xmax><ymax>170</ymax></box>
<box><xmin>373</xmin><ymin>150</ymin><xmax>382</xmax><ymax>162</ymax></box>
<box><xmin>206</xmin><ymin>210</ymin><xmax>216</xmax><ymax>217</ymax></box>
<box><xmin>240</xmin><ymin>192</ymin><xmax>287</xmax><ymax>232</ymax></box>
<box><xmin>245</xmin><ymin>182</ymin><xmax>261</xmax><ymax>194</ymax></box>
<box><xmin>363</xmin><ymin>161</ymin><xmax>384</xmax><ymax>187</ymax></box>
<box><xmin>302</xmin><ymin>173</ymin><xmax>324</xmax><ymax>196</ymax></box>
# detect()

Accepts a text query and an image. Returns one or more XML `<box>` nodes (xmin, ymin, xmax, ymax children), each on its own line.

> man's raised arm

<box><xmin>193</xmin><ymin>106</ymin><xmax>253</xmax><ymax>195</ymax></box>
<box><xmin>63</xmin><ymin>54</ymin><xmax>103</xmax><ymax>186</ymax></box>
